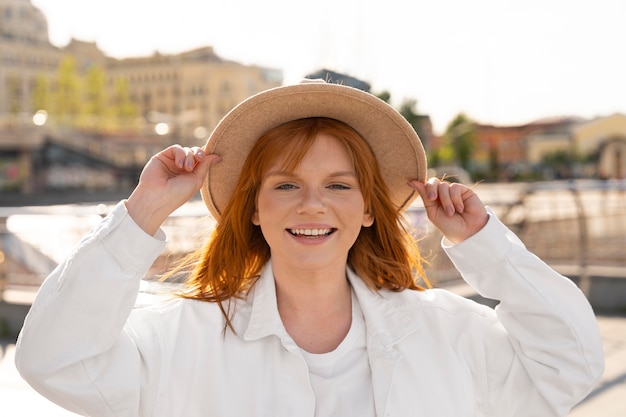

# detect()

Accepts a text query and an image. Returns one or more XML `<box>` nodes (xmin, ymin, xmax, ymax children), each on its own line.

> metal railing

<box><xmin>411</xmin><ymin>180</ymin><xmax>626</xmax><ymax>294</ymax></box>
<box><xmin>1</xmin><ymin>181</ymin><xmax>625</xmax><ymax>301</ymax></box>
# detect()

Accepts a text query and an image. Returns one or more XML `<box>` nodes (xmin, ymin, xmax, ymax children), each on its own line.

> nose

<box><xmin>296</xmin><ymin>186</ymin><xmax>327</xmax><ymax>215</ymax></box>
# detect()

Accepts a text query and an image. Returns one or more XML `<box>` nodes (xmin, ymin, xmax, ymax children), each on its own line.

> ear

<box><xmin>251</xmin><ymin>209</ymin><xmax>260</xmax><ymax>226</ymax></box>
<box><xmin>362</xmin><ymin>212</ymin><xmax>374</xmax><ymax>228</ymax></box>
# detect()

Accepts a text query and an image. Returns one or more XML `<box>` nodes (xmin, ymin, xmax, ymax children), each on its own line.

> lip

<box><xmin>285</xmin><ymin>225</ymin><xmax>337</xmax><ymax>244</ymax></box>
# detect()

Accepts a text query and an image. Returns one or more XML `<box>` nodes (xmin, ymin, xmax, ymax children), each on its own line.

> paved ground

<box><xmin>1</xmin><ymin>311</ymin><xmax>624</xmax><ymax>416</ymax></box>
<box><xmin>568</xmin><ymin>313</ymin><xmax>626</xmax><ymax>417</ymax></box>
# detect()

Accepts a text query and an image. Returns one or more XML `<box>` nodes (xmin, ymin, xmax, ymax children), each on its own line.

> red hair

<box><xmin>173</xmin><ymin>118</ymin><xmax>428</xmax><ymax>329</ymax></box>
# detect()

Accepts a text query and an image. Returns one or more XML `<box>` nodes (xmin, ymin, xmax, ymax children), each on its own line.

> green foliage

<box><xmin>32</xmin><ymin>74</ymin><xmax>51</xmax><ymax>112</ymax></box>
<box><xmin>444</xmin><ymin>113</ymin><xmax>477</xmax><ymax>172</ymax></box>
<box><xmin>540</xmin><ymin>150</ymin><xmax>578</xmax><ymax>179</ymax></box>
<box><xmin>376</xmin><ymin>90</ymin><xmax>391</xmax><ymax>104</ymax></box>
<box><xmin>0</xmin><ymin>317</ymin><xmax>9</xmax><ymax>338</ymax></box>
<box><xmin>54</xmin><ymin>56</ymin><xmax>82</xmax><ymax>125</ymax></box>
<box><xmin>372</xmin><ymin>91</ymin><xmax>481</xmax><ymax>179</ymax></box>
<box><xmin>28</xmin><ymin>57</ymin><xmax>140</xmax><ymax>134</ymax></box>
<box><xmin>6</xmin><ymin>74</ymin><xmax>21</xmax><ymax>114</ymax></box>
<box><xmin>83</xmin><ymin>65</ymin><xmax>109</xmax><ymax>130</ymax></box>
<box><xmin>398</xmin><ymin>99</ymin><xmax>431</xmax><ymax>146</ymax></box>
<box><xmin>112</xmin><ymin>78</ymin><xmax>139</xmax><ymax>130</ymax></box>
<box><xmin>488</xmin><ymin>147</ymin><xmax>499</xmax><ymax>178</ymax></box>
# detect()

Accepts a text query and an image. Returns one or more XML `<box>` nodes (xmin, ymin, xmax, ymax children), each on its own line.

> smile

<box><xmin>288</xmin><ymin>228</ymin><xmax>336</xmax><ymax>238</ymax></box>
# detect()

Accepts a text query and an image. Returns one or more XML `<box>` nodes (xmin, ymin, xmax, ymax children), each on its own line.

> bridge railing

<box><xmin>1</xmin><ymin>181</ymin><xmax>625</xmax><ymax>303</ymax></box>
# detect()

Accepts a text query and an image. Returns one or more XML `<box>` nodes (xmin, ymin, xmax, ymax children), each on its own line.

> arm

<box><xmin>15</xmin><ymin>202</ymin><xmax>166</xmax><ymax>415</ymax></box>
<box><xmin>15</xmin><ymin>145</ymin><xmax>220</xmax><ymax>415</ymax></box>
<box><xmin>410</xmin><ymin>178</ymin><xmax>604</xmax><ymax>416</ymax></box>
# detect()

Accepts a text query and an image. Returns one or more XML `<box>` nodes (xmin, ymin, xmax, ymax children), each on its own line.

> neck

<box><xmin>272</xmin><ymin>261</ymin><xmax>353</xmax><ymax>353</ymax></box>
<box><xmin>273</xmin><ymin>260</ymin><xmax>350</xmax><ymax>307</ymax></box>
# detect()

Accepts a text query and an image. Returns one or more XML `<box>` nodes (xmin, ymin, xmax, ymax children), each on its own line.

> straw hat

<box><xmin>201</xmin><ymin>79</ymin><xmax>427</xmax><ymax>219</ymax></box>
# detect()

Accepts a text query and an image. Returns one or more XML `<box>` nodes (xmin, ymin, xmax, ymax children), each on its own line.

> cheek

<box><xmin>252</xmin><ymin>193</ymin><xmax>280</xmax><ymax>226</ymax></box>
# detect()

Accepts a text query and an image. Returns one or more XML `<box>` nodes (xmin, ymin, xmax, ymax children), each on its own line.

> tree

<box><xmin>32</xmin><ymin>74</ymin><xmax>51</xmax><ymax>113</ymax></box>
<box><xmin>376</xmin><ymin>90</ymin><xmax>391</xmax><ymax>104</ymax></box>
<box><xmin>444</xmin><ymin>113</ymin><xmax>477</xmax><ymax>172</ymax></box>
<box><xmin>399</xmin><ymin>99</ymin><xmax>432</xmax><ymax>148</ymax></box>
<box><xmin>488</xmin><ymin>146</ymin><xmax>500</xmax><ymax>180</ymax></box>
<box><xmin>54</xmin><ymin>56</ymin><xmax>82</xmax><ymax>127</ymax></box>
<box><xmin>541</xmin><ymin>150</ymin><xmax>576</xmax><ymax>179</ymax></box>
<box><xmin>6</xmin><ymin>74</ymin><xmax>21</xmax><ymax>115</ymax></box>
<box><xmin>112</xmin><ymin>77</ymin><xmax>138</xmax><ymax>131</ymax></box>
<box><xmin>84</xmin><ymin>64</ymin><xmax>109</xmax><ymax>130</ymax></box>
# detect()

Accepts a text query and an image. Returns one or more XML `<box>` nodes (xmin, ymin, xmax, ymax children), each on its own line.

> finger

<box><xmin>409</xmin><ymin>179</ymin><xmax>439</xmax><ymax>207</ymax></box>
<box><xmin>188</xmin><ymin>151</ymin><xmax>220</xmax><ymax>186</ymax></box>
<box><xmin>192</xmin><ymin>146</ymin><xmax>222</xmax><ymax>165</ymax></box>
<box><xmin>408</xmin><ymin>180</ymin><xmax>427</xmax><ymax>201</ymax></box>
<box><xmin>182</xmin><ymin>148</ymin><xmax>198</xmax><ymax>171</ymax></box>
<box><xmin>192</xmin><ymin>147</ymin><xmax>221</xmax><ymax>169</ymax></box>
<box><xmin>191</xmin><ymin>147</ymin><xmax>205</xmax><ymax>162</ymax></box>
<box><xmin>425</xmin><ymin>177</ymin><xmax>440</xmax><ymax>201</ymax></box>
<box><xmin>170</xmin><ymin>145</ymin><xmax>187</xmax><ymax>169</ymax></box>
<box><xmin>449</xmin><ymin>183</ymin><xmax>465</xmax><ymax>213</ymax></box>
<box><xmin>437</xmin><ymin>182</ymin><xmax>455</xmax><ymax>216</ymax></box>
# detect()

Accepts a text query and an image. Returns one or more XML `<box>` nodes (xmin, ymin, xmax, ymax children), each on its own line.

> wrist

<box><xmin>125</xmin><ymin>190</ymin><xmax>171</xmax><ymax>236</ymax></box>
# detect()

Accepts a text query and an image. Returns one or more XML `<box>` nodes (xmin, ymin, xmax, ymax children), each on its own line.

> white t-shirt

<box><xmin>299</xmin><ymin>291</ymin><xmax>376</xmax><ymax>417</ymax></box>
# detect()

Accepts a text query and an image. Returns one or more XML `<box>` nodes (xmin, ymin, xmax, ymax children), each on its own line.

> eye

<box><xmin>275</xmin><ymin>183</ymin><xmax>298</xmax><ymax>191</ymax></box>
<box><xmin>328</xmin><ymin>183</ymin><xmax>351</xmax><ymax>190</ymax></box>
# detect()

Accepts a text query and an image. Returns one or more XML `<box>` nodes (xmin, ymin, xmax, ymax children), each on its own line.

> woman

<box><xmin>16</xmin><ymin>81</ymin><xmax>603</xmax><ymax>417</ymax></box>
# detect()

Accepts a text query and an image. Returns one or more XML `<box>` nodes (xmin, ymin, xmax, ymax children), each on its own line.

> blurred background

<box><xmin>0</xmin><ymin>0</ymin><xmax>625</xmax><ymax>415</ymax></box>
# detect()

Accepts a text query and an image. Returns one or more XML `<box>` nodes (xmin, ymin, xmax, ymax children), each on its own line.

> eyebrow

<box><xmin>265</xmin><ymin>170</ymin><xmax>358</xmax><ymax>179</ymax></box>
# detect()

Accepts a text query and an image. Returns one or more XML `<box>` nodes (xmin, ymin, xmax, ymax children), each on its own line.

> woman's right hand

<box><xmin>125</xmin><ymin>145</ymin><xmax>221</xmax><ymax>235</ymax></box>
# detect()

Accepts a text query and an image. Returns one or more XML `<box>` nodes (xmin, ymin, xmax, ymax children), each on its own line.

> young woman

<box><xmin>15</xmin><ymin>81</ymin><xmax>604</xmax><ymax>417</ymax></box>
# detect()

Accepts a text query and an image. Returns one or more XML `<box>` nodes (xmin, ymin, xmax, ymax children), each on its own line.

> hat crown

<box><xmin>202</xmin><ymin>81</ymin><xmax>426</xmax><ymax>219</ymax></box>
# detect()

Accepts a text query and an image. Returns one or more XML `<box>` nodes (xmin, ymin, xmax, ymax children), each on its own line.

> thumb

<box><xmin>192</xmin><ymin>153</ymin><xmax>221</xmax><ymax>186</ymax></box>
<box><xmin>408</xmin><ymin>180</ymin><xmax>434</xmax><ymax>206</ymax></box>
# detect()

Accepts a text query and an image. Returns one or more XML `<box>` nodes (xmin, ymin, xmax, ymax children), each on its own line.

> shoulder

<box><xmin>128</xmin><ymin>281</ymin><xmax>227</xmax><ymax>336</ymax></box>
<box><xmin>378</xmin><ymin>287</ymin><xmax>497</xmax><ymax>324</ymax></box>
<box><xmin>349</xmin><ymin>267</ymin><xmax>496</xmax><ymax>326</ymax></box>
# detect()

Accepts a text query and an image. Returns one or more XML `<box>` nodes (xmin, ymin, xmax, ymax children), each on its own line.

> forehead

<box><xmin>269</xmin><ymin>133</ymin><xmax>354</xmax><ymax>170</ymax></box>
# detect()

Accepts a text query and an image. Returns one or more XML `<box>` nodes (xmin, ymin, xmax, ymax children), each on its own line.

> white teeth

<box><xmin>290</xmin><ymin>228</ymin><xmax>331</xmax><ymax>236</ymax></box>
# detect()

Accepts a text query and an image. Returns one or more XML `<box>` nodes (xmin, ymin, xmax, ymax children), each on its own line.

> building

<box><xmin>106</xmin><ymin>46</ymin><xmax>282</xmax><ymax>144</ymax></box>
<box><xmin>305</xmin><ymin>68</ymin><xmax>371</xmax><ymax>91</ymax></box>
<box><xmin>474</xmin><ymin>114</ymin><xmax>626</xmax><ymax>180</ymax></box>
<box><xmin>567</xmin><ymin>114</ymin><xmax>626</xmax><ymax>179</ymax></box>
<box><xmin>473</xmin><ymin>117</ymin><xmax>580</xmax><ymax>179</ymax></box>
<box><xmin>0</xmin><ymin>0</ymin><xmax>282</xmax><ymax>197</ymax></box>
<box><xmin>305</xmin><ymin>68</ymin><xmax>436</xmax><ymax>151</ymax></box>
<box><xmin>0</xmin><ymin>0</ymin><xmax>282</xmax><ymax>139</ymax></box>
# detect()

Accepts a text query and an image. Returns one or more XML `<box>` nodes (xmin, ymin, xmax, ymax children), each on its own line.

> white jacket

<box><xmin>15</xmin><ymin>201</ymin><xmax>604</xmax><ymax>417</ymax></box>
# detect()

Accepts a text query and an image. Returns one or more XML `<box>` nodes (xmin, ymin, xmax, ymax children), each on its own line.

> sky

<box><xmin>30</xmin><ymin>0</ymin><xmax>626</xmax><ymax>135</ymax></box>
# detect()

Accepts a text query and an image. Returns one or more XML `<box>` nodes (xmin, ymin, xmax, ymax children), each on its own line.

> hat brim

<box><xmin>201</xmin><ymin>81</ymin><xmax>427</xmax><ymax>219</ymax></box>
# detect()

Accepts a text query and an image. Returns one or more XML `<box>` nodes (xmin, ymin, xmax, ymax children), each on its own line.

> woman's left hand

<box><xmin>409</xmin><ymin>178</ymin><xmax>489</xmax><ymax>244</ymax></box>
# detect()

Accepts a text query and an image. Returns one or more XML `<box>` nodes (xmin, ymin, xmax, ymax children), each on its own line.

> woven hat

<box><xmin>201</xmin><ymin>79</ymin><xmax>427</xmax><ymax>219</ymax></box>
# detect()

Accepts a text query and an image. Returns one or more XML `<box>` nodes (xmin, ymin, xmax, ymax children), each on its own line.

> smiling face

<box><xmin>252</xmin><ymin>132</ymin><xmax>374</xmax><ymax>273</ymax></box>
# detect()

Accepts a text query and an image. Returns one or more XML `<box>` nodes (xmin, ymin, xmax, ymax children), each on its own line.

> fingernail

<box><xmin>446</xmin><ymin>205</ymin><xmax>455</xmax><ymax>216</ymax></box>
<box><xmin>428</xmin><ymin>192</ymin><xmax>436</xmax><ymax>200</ymax></box>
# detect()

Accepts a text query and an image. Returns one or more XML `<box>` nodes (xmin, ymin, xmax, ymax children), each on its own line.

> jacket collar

<box><xmin>346</xmin><ymin>268</ymin><xmax>421</xmax><ymax>348</ymax></box>
<box><xmin>234</xmin><ymin>260</ymin><xmax>287</xmax><ymax>342</ymax></box>
<box><xmin>233</xmin><ymin>261</ymin><xmax>421</xmax><ymax>348</ymax></box>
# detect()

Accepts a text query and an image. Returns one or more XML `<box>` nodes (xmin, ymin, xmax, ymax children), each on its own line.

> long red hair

<box><xmin>174</xmin><ymin>118</ymin><xmax>428</xmax><ymax>328</ymax></box>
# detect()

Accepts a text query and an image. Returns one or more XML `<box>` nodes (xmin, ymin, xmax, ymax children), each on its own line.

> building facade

<box><xmin>474</xmin><ymin>115</ymin><xmax>626</xmax><ymax>180</ymax></box>
<box><xmin>105</xmin><ymin>46</ymin><xmax>282</xmax><ymax>144</ymax></box>
<box><xmin>0</xmin><ymin>0</ymin><xmax>282</xmax><ymax>196</ymax></box>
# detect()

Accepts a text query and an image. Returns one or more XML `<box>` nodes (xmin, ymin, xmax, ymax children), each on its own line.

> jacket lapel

<box><xmin>347</xmin><ymin>268</ymin><xmax>420</xmax><ymax>416</ymax></box>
